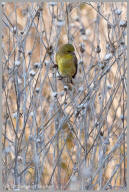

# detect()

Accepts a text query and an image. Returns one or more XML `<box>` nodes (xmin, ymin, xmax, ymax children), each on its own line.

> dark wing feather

<box><xmin>72</xmin><ymin>53</ymin><xmax>78</xmax><ymax>78</ymax></box>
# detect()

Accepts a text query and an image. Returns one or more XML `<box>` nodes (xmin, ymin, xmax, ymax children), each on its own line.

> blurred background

<box><xmin>2</xmin><ymin>2</ymin><xmax>127</xmax><ymax>190</ymax></box>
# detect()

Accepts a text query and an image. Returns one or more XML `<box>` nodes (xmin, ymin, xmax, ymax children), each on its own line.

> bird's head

<box><xmin>59</xmin><ymin>44</ymin><xmax>75</xmax><ymax>54</ymax></box>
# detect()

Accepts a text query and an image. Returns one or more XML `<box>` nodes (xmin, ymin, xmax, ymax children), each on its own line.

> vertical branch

<box><xmin>66</xmin><ymin>4</ymin><xmax>70</xmax><ymax>43</ymax></box>
<box><xmin>122</xmin><ymin>55</ymin><xmax>126</xmax><ymax>187</ymax></box>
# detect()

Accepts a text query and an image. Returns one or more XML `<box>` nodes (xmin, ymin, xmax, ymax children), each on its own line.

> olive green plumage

<box><xmin>56</xmin><ymin>44</ymin><xmax>77</xmax><ymax>79</ymax></box>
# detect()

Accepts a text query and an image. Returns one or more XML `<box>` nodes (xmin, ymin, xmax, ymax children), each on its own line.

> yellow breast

<box><xmin>56</xmin><ymin>53</ymin><xmax>76</xmax><ymax>78</ymax></box>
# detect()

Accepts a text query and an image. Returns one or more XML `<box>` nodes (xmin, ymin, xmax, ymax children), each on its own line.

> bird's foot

<box><xmin>57</xmin><ymin>75</ymin><xmax>63</xmax><ymax>80</ymax></box>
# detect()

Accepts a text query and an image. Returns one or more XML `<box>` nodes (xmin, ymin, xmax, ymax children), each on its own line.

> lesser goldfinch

<box><xmin>55</xmin><ymin>44</ymin><xmax>77</xmax><ymax>82</ymax></box>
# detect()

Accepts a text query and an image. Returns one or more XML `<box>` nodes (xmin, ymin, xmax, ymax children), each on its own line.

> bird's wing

<box><xmin>72</xmin><ymin>53</ymin><xmax>78</xmax><ymax>78</ymax></box>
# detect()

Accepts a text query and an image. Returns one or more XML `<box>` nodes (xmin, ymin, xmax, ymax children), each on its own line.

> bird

<box><xmin>55</xmin><ymin>44</ymin><xmax>78</xmax><ymax>83</ymax></box>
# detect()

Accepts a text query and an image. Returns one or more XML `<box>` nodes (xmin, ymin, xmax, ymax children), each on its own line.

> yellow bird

<box><xmin>55</xmin><ymin>44</ymin><xmax>78</xmax><ymax>82</ymax></box>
